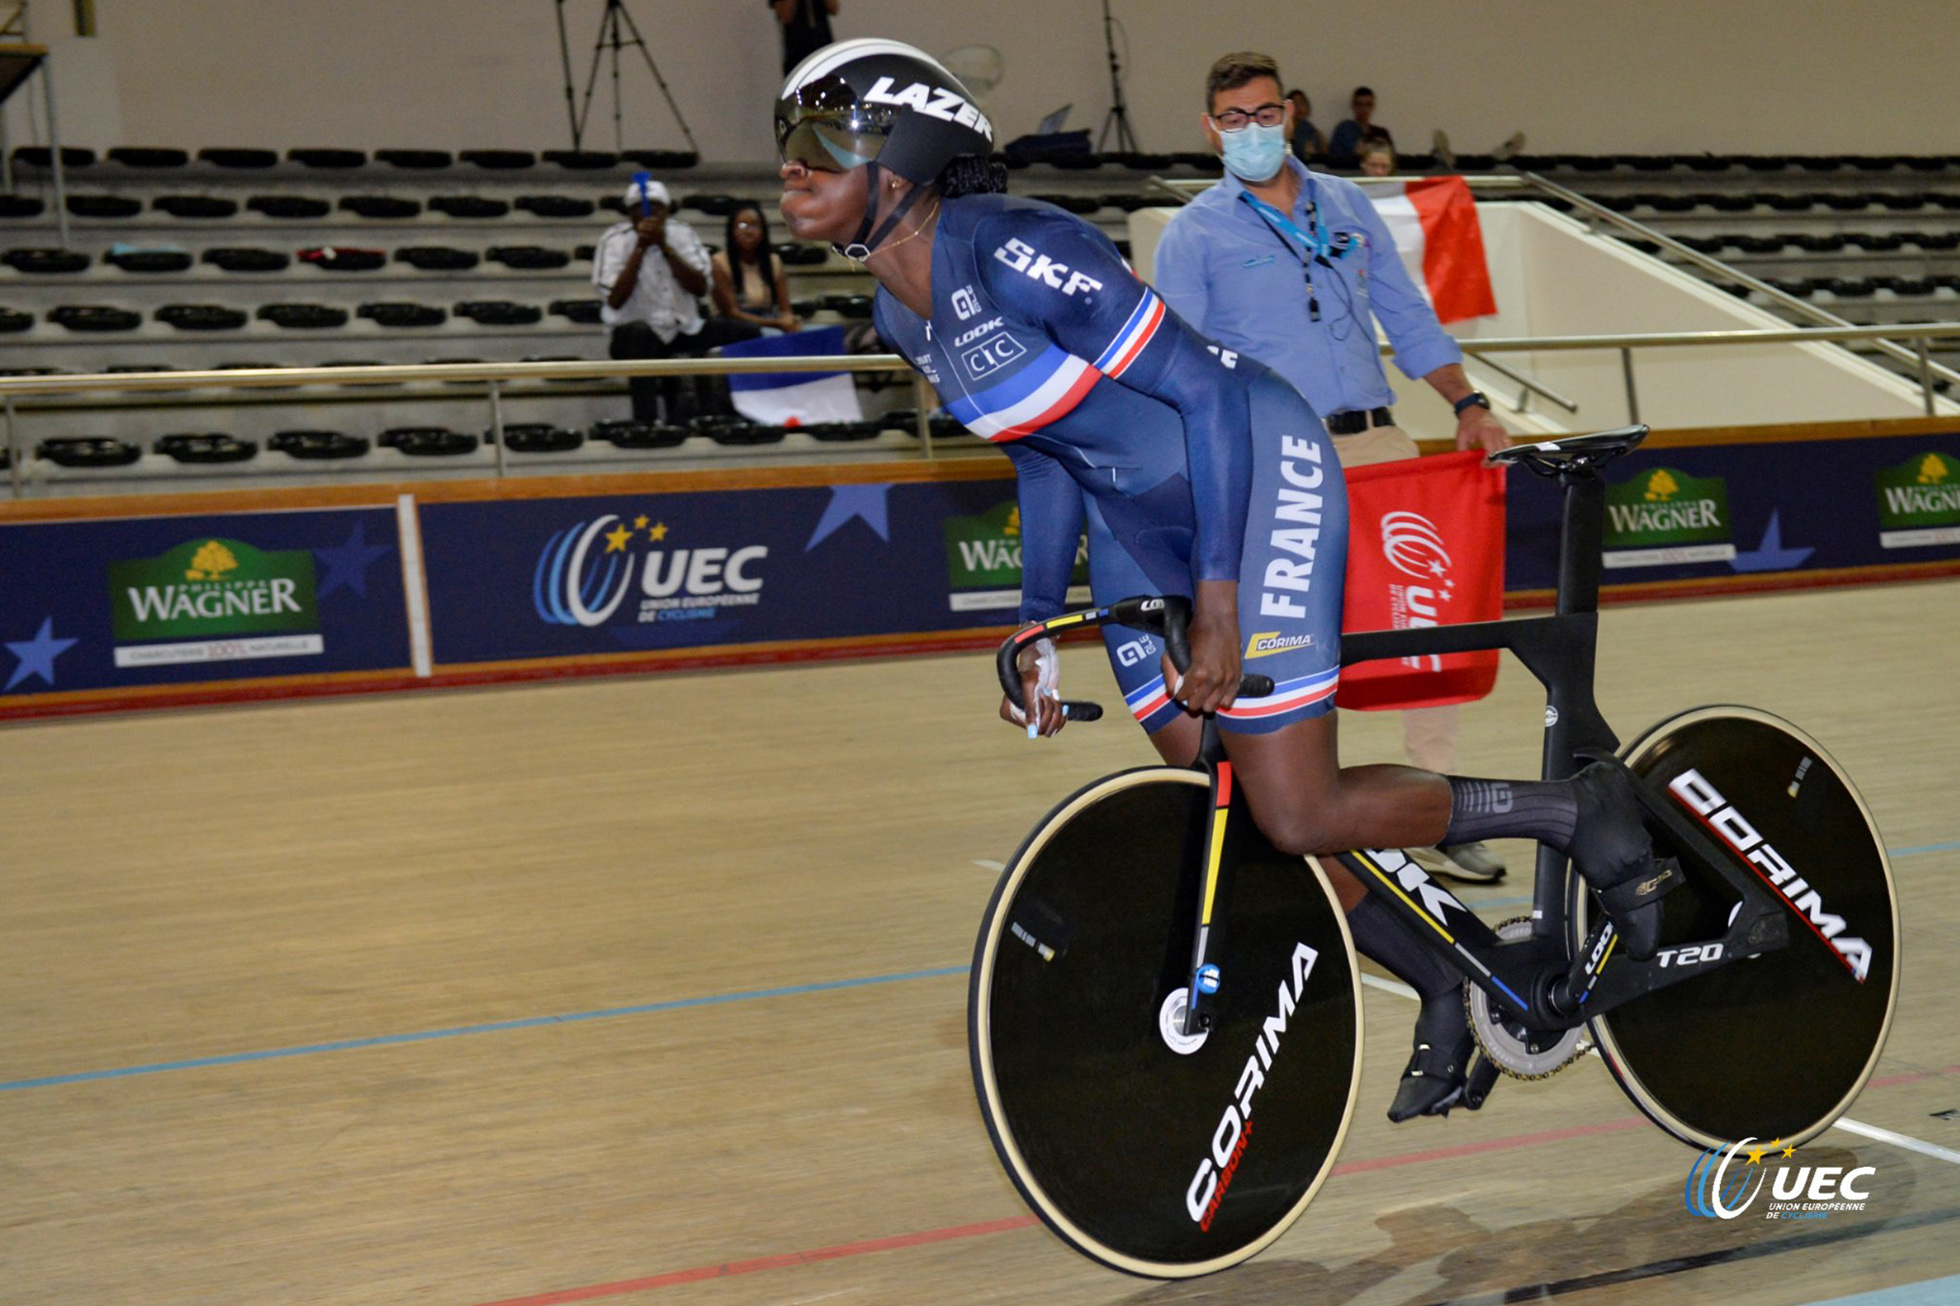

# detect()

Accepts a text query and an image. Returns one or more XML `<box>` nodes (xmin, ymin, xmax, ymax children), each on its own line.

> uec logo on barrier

<box><xmin>533</xmin><ymin>516</ymin><xmax>767</xmax><ymax>628</ymax></box>
<box><xmin>1684</xmin><ymin>1137</ymin><xmax>1876</xmax><ymax>1220</ymax></box>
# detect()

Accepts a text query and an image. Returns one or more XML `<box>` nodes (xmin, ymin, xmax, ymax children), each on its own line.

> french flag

<box><xmin>723</xmin><ymin>325</ymin><xmax>864</xmax><ymax>427</ymax></box>
<box><xmin>1368</xmin><ymin>177</ymin><xmax>1497</xmax><ymax>325</ymax></box>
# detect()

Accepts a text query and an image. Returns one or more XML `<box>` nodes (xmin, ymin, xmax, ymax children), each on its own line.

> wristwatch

<box><xmin>1453</xmin><ymin>390</ymin><xmax>1491</xmax><ymax>416</ymax></box>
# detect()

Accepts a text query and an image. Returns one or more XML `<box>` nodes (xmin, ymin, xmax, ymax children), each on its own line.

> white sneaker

<box><xmin>1408</xmin><ymin>843</ymin><xmax>1507</xmax><ymax>885</ymax></box>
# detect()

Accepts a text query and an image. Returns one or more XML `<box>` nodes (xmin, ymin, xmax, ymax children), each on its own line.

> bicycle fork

<box><xmin>1179</xmin><ymin>748</ymin><xmax>1239</xmax><ymax>1037</ymax></box>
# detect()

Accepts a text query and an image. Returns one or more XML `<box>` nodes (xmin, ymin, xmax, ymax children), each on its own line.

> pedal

<box><xmin>1467</xmin><ymin>919</ymin><xmax>1590</xmax><ymax>1080</ymax></box>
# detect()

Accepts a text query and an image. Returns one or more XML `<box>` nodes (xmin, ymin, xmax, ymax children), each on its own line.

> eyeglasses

<box><xmin>1210</xmin><ymin>103</ymin><xmax>1286</xmax><ymax>131</ymax></box>
<box><xmin>733</xmin><ymin>217</ymin><xmax>763</xmax><ymax>229</ymax></box>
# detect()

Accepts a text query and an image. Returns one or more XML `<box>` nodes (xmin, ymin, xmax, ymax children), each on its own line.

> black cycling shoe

<box><xmin>1387</xmin><ymin>991</ymin><xmax>1496</xmax><ymax>1122</ymax></box>
<box><xmin>1566</xmin><ymin>760</ymin><xmax>1678</xmax><ymax>960</ymax></box>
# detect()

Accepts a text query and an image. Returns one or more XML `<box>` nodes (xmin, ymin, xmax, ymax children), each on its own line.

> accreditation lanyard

<box><xmin>1238</xmin><ymin>186</ymin><xmax>1346</xmax><ymax>321</ymax></box>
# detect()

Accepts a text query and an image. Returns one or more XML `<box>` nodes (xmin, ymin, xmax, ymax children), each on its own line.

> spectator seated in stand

<box><xmin>1328</xmin><ymin>85</ymin><xmax>1394</xmax><ymax>168</ymax></box>
<box><xmin>710</xmin><ymin>203</ymin><xmax>802</xmax><ymax>337</ymax></box>
<box><xmin>1359</xmin><ymin>140</ymin><xmax>1397</xmax><ymax>177</ymax></box>
<box><xmin>1285</xmin><ymin>89</ymin><xmax>1326</xmax><ymax>160</ymax></box>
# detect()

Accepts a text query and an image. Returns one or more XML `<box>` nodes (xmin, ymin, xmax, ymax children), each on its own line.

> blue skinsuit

<box><xmin>871</xmin><ymin>194</ymin><xmax>1350</xmax><ymax>732</ymax></box>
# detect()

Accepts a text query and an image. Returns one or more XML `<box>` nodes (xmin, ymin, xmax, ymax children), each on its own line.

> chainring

<box><xmin>1467</xmin><ymin>918</ymin><xmax>1591</xmax><ymax>1080</ymax></box>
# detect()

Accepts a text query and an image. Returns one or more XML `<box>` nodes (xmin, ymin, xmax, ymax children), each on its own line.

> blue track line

<box><xmin>0</xmin><ymin>965</ymin><xmax>968</xmax><ymax>1092</ymax></box>
<box><xmin>1806</xmin><ymin>1274</ymin><xmax>1960</xmax><ymax>1306</ymax></box>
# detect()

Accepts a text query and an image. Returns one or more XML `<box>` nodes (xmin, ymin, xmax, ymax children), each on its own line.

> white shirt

<box><xmin>592</xmin><ymin>218</ymin><xmax>712</xmax><ymax>341</ymax></box>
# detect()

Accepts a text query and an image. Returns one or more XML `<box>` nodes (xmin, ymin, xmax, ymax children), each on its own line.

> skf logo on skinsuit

<box><xmin>534</xmin><ymin>514</ymin><xmax>766</xmax><ymax>628</ymax></box>
<box><xmin>993</xmin><ymin>238</ymin><xmax>1105</xmax><ymax>297</ymax></box>
<box><xmin>1186</xmin><ymin>943</ymin><xmax>1319</xmax><ymax>1231</ymax></box>
<box><xmin>1245</xmin><ymin>631</ymin><xmax>1313</xmax><ymax>659</ymax></box>
<box><xmin>862</xmin><ymin>76</ymin><xmax>994</xmax><ymax>139</ymax></box>
<box><xmin>950</xmin><ymin>286</ymin><xmax>982</xmax><ymax>321</ymax></box>
<box><xmin>1667</xmin><ymin>768</ymin><xmax>1872</xmax><ymax>981</ymax></box>
<box><xmin>1685</xmin><ymin>1138</ymin><xmax>1875</xmax><ymax>1220</ymax></box>
<box><xmin>1382</xmin><ymin>510</ymin><xmax>1456</xmax><ymax>673</ymax></box>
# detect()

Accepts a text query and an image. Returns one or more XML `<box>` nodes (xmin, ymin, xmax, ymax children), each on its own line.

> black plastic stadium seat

<box><xmin>1795</xmin><ymin>156</ymin><xmax>1844</xmax><ymax>171</ymax></box>
<box><xmin>376</xmin><ymin>149</ymin><xmax>453</xmax><ymax>169</ymax></box>
<box><xmin>1702</xmin><ymin>193</ymin><xmax>1755</xmax><ymax>213</ymax></box>
<box><xmin>249</xmin><ymin>195</ymin><xmax>332</xmax><ymax>219</ymax></box>
<box><xmin>1675</xmin><ymin>235</ymin><xmax>1724</xmax><ymax>254</ymax></box>
<box><xmin>820</xmin><ymin>293</ymin><xmax>873</xmax><ymax>317</ymax></box>
<box><xmin>1824</xmin><ymin>277</ymin><xmax>1877</xmax><ymax>297</ymax></box>
<box><xmin>156</xmin><ymin>433</ymin><xmax>256</xmax><ymax>463</ymax></box>
<box><xmin>256</xmin><ymin>303</ymin><xmax>350</xmax><ymax>329</ymax></box>
<box><xmin>1759</xmin><ymin>193</ymin><xmax>1814</xmax><ymax>211</ymax></box>
<box><xmin>491</xmin><ymin>422</ymin><xmax>584</xmax><ymax>452</ymax></box>
<box><xmin>1930</xmin><ymin>194</ymin><xmax>1960</xmax><ymax>211</ymax></box>
<box><xmin>396</xmin><ymin>246</ymin><xmax>480</xmax><ymax>271</ymax></box>
<box><xmin>516</xmin><ymin>194</ymin><xmax>596</xmax><ymax>219</ymax></box>
<box><xmin>488</xmin><ymin>245</ymin><xmax>571</xmax><ymax>269</ymax></box>
<box><xmin>1873</xmin><ymin>193</ymin><xmax>1928</xmax><ymax>211</ymax></box>
<box><xmin>380</xmin><ymin>426</ymin><xmax>478</xmax><ymax>455</ymax></box>
<box><xmin>156</xmin><ymin>303</ymin><xmax>249</xmax><ymax>331</ymax></box>
<box><xmin>1847</xmin><ymin>156</ymin><xmax>1899</xmax><ymax>172</ymax></box>
<box><xmin>1890</xmin><ymin>277</ymin><xmax>1938</xmax><ymax>296</ymax></box>
<box><xmin>459</xmin><ymin>149</ymin><xmax>535</xmax><ymax>170</ymax></box>
<box><xmin>289</xmin><ymin>148</ymin><xmax>367</xmax><ymax>169</ymax></box>
<box><xmin>682</xmin><ymin>194</ymin><xmax>742</xmax><ymax>217</ymax></box>
<box><xmin>454</xmin><ymin>300</ymin><xmax>542</xmax><ymax>325</ymax></box>
<box><xmin>299</xmin><ymin>246</ymin><xmax>387</xmax><ymax>271</ymax></box>
<box><xmin>203</xmin><ymin>247</ymin><xmax>290</xmax><ymax>272</ymax></box>
<box><xmin>1099</xmin><ymin>192</ymin><xmax>1159</xmax><ymax>212</ymax></box>
<box><xmin>549</xmin><ymin>298</ymin><xmax>602</xmax><ymax>324</ymax></box>
<box><xmin>38</xmin><ymin>437</ymin><xmax>140</xmax><ymax>467</ymax></box>
<box><xmin>773</xmin><ymin>241</ymin><xmax>827</xmax><ymax>265</ymax></box>
<box><xmin>1909</xmin><ymin>232</ymin><xmax>1960</xmax><ymax>251</ymax></box>
<box><xmin>590</xmin><ymin>418</ymin><xmax>686</xmax><ymax>448</ymax></box>
<box><xmin>153</xmin><ymin>194</ymin><xmax>239</xmax><ymax>219</ymax></box>
<box><xmin>12</xmin><ymin>146</ymin><xmax>95</xmax><ymax>168</ymax></box>
<box><xmin>1792</xmin><ymin>233</ymin><xmax>1847</xmax><ymax>253</ymax></box>
<box><xmin>1617</xmin><ymin>154</ymin><xmax>1673</xmax><ymax>171</ymax></box>
<box><xmin>1675</xmin><ymin>154</ymin><xmax>1732</xmax><ymax>172</ymax></box>
<box><xmin>802</xmin><ymin>420</ymin><xmax>879</xmax><ymax>443</ymax></box>
<box><xmin>271</xmin><ymin>429</ymin><xmax>370</xmax><ymax>460</ymax></box>
<box><xmin>620</xmin><ymin>149</ymin><xmax>698</xmax><ymax>170</ymax></box>
<box><xmin>199</xmin><ymin>147</ymin><xmax>279</xmax><ymax>169</ymax></box>
<box><xmin>109</xmin><ymin>146</ymin><xmax>190</xmax><ymax>168</ymax></box>
<box><xmin>1818</xmin><ymin>193</ymin><xmax>1871</xmax><ymax>211</ymax></box>
<box><xmin>107</xmin><ymin>248</ymin><xmax>194</xmax><ymax>273</ymax></box>
<box><xmin>0</xmin><ymin>308</ymin><xmax>32</xmax><ymax>333</ymax></box>
<box><xmin>0</xmin><ymin>195</ymin><xmax>45</xmax><ymax>218</ymax></box>
<box><xmin>1029</xmin><ymin>193</ymin><xmax>1102</xmax><ymax>215</ymax></box>
<box><xmin>358</xmin><ymin>301</ymin><xmax>447</xmax><ymax>328</ymax></box>
<box><xmin>695</xmin><ymin>415</ymin><xmax>785</xmax><ymax>446</ymax></box>
<box><xmin>575</xmin><ymin>243</ymin><xmax>596</xmax><ymax>261</ymax></box>
<box><xmin>429</xmin><ymin>195</ymin><xmax>510</xmax><ymax>219</ymax></box>
<box><xmin>67</xmin><ymin>194</ymin><xmax>143</xmax><ymax>218</ymax></box>
<box><xmin>339</xmin><ymin>195</ymin><xmax>422</xmax><ymax>219</ymax></box>
<box><xmin>542</xmin><ymin>150</ymin><xmax>619</xmax><ymax>170</ymax></box>
<box><xmin>49</xmin><ymin>305</ymin><xmax>141</xmax><ymax>332</ymax></box>
<box><xmin>1851</xmin><ymin>233</ymin><xmax>1905</xmax><ymax>252</ymax></box>
<box><xmin>1733</xmin><ymin>235</ymin><xmax>1785</xmax><ymax>254</ymax></box>
<box><xmin>5</xmin><ymin>247</ymin><xmax>91</xmax><ymax>273</ymax></box>
<box><xmin>790</xmin><ymin>295</ymin><xmax>821</xmax><ymax>316</ymax></box>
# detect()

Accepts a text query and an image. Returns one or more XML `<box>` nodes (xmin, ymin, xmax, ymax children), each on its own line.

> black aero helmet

<box><xmin>777</xmin><ymin>39</ymin><xmax>994</xmax><ymax>255</ymax></box>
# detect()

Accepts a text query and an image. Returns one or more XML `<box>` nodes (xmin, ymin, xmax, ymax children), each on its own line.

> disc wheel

<box><xmin>969</xmin><ymin>768</ymin><xmax>1362</xmax><ymax>1278</ymax></box>
<box><xmin>1573</xmin><ymin>706</ymin><xmax>1900</xmax><ymax>1149</ymax></box>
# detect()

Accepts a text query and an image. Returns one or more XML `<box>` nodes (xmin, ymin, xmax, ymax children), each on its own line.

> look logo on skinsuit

<box><xmin>1684</xmin><ymin>1138</ymin><xmax>1876</xmax><ymax>1221</ymax></box>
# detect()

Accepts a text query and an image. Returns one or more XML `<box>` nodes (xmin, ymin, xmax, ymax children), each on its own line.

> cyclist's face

<box><xmin>778</xmin><ymin>157</ymin><xmax>867</xmax><ymax>244</ymax></box>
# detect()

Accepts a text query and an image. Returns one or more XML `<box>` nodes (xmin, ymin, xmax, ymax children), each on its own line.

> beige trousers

<box><xmin>1329</xmin><ymin>421</ymin><xmax>1458</xmax><ymax>774</ymax></box>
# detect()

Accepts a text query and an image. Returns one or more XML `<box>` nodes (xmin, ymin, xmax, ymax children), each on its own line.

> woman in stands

<box><xmin>775</xmin><ymin>39</ymin><xmax>1671</xmax><ymax>1122</ymax></box>
<box><xmin>711</xmin><ymin>204</ymin><xmax>802</xmax><ymax>335</ymax></box>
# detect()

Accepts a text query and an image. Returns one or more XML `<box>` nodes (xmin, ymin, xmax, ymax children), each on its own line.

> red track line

<box><xmin>1867</xmin><ymin>1063</ymin><xmax>1960</xmax><ymax>1090</ymax></box>
<box><xmin>467</xmin><ymin>1118</ymin><xmax>1648</xmax><ymax>1305</ymax></box>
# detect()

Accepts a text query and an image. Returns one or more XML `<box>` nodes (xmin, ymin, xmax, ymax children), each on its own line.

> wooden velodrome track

<box><xmin>4</xmin><ymin>578</ymin><xmax>1958</xmax><ymax>1305</ymax></box>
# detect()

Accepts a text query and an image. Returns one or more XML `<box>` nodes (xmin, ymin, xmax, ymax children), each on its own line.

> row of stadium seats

<box><xmin>9</xmin><ymin>146</ymin><xmax>697</xmax><ymax>171</ymax></box>
<box><xmin>23</xmin><ymin>412</ymin><xmax>959</xmax><ymax>466</ymax></box>
<box><xmin>0</xmin><ymin>240</ymin><xmax>832</xmax><ymax>275</ymax></box>
<box><xmin>0</xmin><ymin>293</ymin><xmax>875</xmax><ymax>333</ymax></box>
<box><xmin>1598</xmin><ymin>191</ymin><xmax>1960</xmax><ymax>215</ymax></box>
<box><xmin>1667</xmin><ymin>231</ymin><xmax>1960</xmax><ymax>255</ymax></box>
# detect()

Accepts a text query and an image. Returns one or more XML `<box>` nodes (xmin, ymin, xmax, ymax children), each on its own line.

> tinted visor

<box><xmin>775</xmin><ymin>77</ymin><xmax>895</xmax><ymax>172</ymax></box>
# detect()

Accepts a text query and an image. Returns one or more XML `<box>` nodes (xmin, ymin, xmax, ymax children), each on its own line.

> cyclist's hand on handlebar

<box><xmin>1167</xmin><ymin>580</ymin><xmax>1244</xmax><ymax>716</ymax></box>
<box><xmin>1001</xmin><ymin>637</ymin><xmax>1067</xmax><ymax>738</ymax></box>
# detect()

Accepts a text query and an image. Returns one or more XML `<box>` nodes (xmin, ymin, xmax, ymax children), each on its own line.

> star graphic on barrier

<box><xmin>4</xmin><ymin>616</ymin><xmax>78</xmax><ymax>691</ymax></box>
<box><xmin>1782</xmin><ymin>1142</ymin><xmax>1796</xmax><ymax>1159</ymax></box>
<box><xmin>649</xmin><ymin>521</ymin><xmax>669</xmax><ymax>541</ymax></box>
<box><xmin>604</xmin><ymin>523</ymin><xmax>634</xmax><ymax>553</ymax></box>
<box><xmin>1746</xmin><ymin>1143</ymin><xmax>1768</xmax><ymax>1165</ymax></box>
<box><xmin>313</xmin><ymin>519</ymin><xmax>393</xmax><ymax>599</ymax></box>
<box><xmin>805</xmin><ymin>483</ymin><xmax>893</xmax><ymax>550</ymax></box>
<box><xmin>633</xmin><ymin>514</ymin><xmax>650</xmax><ymax>529</ymax></box>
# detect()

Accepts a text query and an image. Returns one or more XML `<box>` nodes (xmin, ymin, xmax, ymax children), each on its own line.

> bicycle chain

<box><xmin>1466</xmin><ymin>918</ymin><xmax>1593</xmax><ymax>1081</ymax></box>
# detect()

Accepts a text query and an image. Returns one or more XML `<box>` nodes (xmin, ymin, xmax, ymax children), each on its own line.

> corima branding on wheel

<box><xmin>1667</xmin><ymin>767</ymin><xmax>1871</xmax><ymax>981</ymax></box>
<box><xmin>533</xmin><ymin>513</ymin><xmax>766</xmax><ymax>629</ymax></box>
<box><xmin>1186</xmin><ymin>943</ymin><xmax>1320</xmax><ymax>1232</ymax></box>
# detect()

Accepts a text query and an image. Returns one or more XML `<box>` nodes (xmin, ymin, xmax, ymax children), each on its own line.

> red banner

<box><xmin>1338</xmin><ymin>450</ymin><xmax>1506</xmax><ymax>710</ymax></box>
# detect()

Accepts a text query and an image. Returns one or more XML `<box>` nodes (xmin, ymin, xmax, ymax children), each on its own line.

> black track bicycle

<box><xmin>967</xmin><ymin>427</ymin><xmax>1900</xmax><ymax>1277</ymax></box>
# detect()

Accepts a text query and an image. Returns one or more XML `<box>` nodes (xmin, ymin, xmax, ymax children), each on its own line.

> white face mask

<box><xmin>1218</xmin><ymin>120</ymin><xmax>1288</xmax><ymax>183</ymax></box>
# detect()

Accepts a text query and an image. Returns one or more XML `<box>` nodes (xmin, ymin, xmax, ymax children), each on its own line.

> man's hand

<box><xmin>635</xmin><ymin>215</ymin><xmax>667</xmax><ymax>249</ymax></box>
<box><xmin>1162</xmin><ymin>579</ymin><xmax>1242</xmax><ymax>716</ymax></box>
<box><xmin>1456</xmin><ymin>404</ymin><xmax>1510</xmax><ymax>456</ymax></box>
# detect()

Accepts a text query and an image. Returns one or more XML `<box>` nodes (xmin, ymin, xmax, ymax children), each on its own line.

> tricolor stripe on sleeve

<box><xmin>1091</xmin><ymin>289</ymin><xmax>1165</xmax><ymax>379</ymax></box>
<box><xmin>1216</xmin><ymin>668</ymin><xmax>1340</xmax><ymax>722</ymax></box>
<box><xmin>944</xmin><ymin>345</ymin><xmax>1100</xmax><ymax>441</ymax></box>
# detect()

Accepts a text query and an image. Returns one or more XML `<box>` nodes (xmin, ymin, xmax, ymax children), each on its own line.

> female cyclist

<box><xmin>776</xmin><ymin>39</ymin><xmax>1673</xmax><ymax>1121</ymax></box>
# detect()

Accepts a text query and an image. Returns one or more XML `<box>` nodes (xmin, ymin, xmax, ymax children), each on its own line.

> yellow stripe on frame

<box><xmin>1352</xmin><ymin>851</ymin><xmax>1457</xmax><ymax>945</ymax></box>
<box><xmin>1200</xmin><ymin>808</ymin><xmax>1229</xmax><ymax>926</ymax></box>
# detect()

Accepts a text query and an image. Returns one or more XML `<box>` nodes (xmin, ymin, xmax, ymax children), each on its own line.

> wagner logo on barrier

<box><xmin>108</xmin><ymin>537</ymin><xmax>323</xmax><ymax>666</ymax></box>
<box><xmin>533</xmin><ymin>513</ymin><xmax>768</xmax><ymax>629</ymax></box>
<box><xmin>1874</xmin><ymin>451</ymin><xmax>1960</xmax><ymax>549</ymax></box>
<box><xmin>942</xmin><ymin>501</ymin><xmax>1088</xmax><ymax>613</ymax></box>
<box><xmin>1603</xmin><ymin>467</ymin><xmax>1736</xmax><ymax>568</ymax></box>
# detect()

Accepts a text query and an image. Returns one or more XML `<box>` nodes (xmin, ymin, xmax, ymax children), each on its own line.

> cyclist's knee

<box><xmin>1249</xmin><ymin>802</ymin><xmax>1344</xmax><ymax>857</ymax></box>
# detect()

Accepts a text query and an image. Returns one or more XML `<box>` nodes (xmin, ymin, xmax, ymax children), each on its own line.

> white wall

<box><xmin>31</xmin><ymin>0</ymin><xmax>1958</xmax><ymax>159</ymax></box>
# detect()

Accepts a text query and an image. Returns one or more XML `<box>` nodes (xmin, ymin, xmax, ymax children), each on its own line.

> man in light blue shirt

<box><xmin>1155</xmin><ymin>51</ymin><xmax>1511</xmax><ymax>888</ymax></box>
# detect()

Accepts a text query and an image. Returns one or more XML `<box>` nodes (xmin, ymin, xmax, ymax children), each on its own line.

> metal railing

<box><xmin>4</xmin><ymin>317</ymin><xmax>1959</xmax><ymax>496</ymax></box>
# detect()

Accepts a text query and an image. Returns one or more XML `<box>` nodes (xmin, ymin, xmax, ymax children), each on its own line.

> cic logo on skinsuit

<box><xmin>533</xmin><ymin>514</ymin><xmax>767</xmax><ymax>628</ymax></box>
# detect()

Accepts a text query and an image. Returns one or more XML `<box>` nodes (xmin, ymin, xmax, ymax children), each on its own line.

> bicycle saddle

<box><xmin>1490</xmin><ymin>425</ymin><xmax>1648</xmax><ymax>475</ymax></box>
